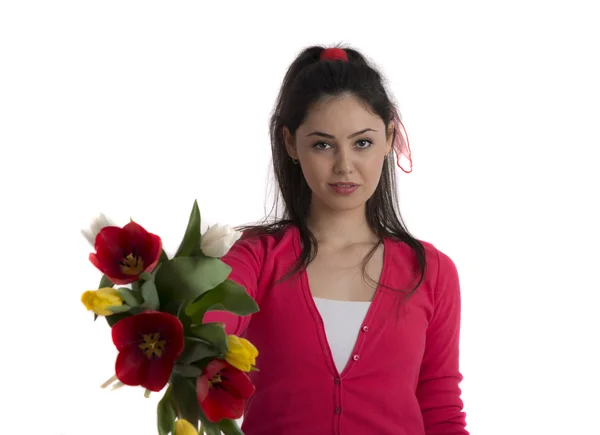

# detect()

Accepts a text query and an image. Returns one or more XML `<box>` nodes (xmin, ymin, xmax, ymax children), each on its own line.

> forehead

<box><xmin>299</xmin><ymin>94</ymin><xmax>384</xmax><ymax>132</ymax></box>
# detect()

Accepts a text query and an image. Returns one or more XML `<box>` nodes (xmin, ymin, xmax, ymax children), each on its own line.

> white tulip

<box><xmin>81</xmin><ymin>213</ymin><xmax>117</xmax><ymax>247</ymax></box>
<box><xmin>200</xmin><ymin>224</ymin><xmax>242</xmax><ymax>258</ymax></box>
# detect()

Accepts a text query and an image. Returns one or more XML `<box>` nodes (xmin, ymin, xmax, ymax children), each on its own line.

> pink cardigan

<box><xmin>204</xmin><ymin>225</ymin><xmax>469</xmax><ymax>435</ymax></box>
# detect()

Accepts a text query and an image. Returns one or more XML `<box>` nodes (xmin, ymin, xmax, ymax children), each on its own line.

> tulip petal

<box><xmin>121</xmin><ymin>221</ymin><xmax>151</xmax><ymax>249</ymax></box>
<box><xmin>121</xmin><ymin>221</ymin><xmax>162</xmax><ymax>274</ymax></box>
<box><xmin>142</xmin><ymin>359</ymin><xmax>174</xmax><ymax>392</ymax></box>
<box><xmin>204</xmin><ymin>359</ymin><xmax>229</xmax><ymax>379</ymax></box>
<box><xmin>89</xmin><ymin>252</ymin><xmax>127</xmax><ymax>284</ymax></box>
<box><xmin>221</xmin><ymin>367</ymin><xmax>255</xmax><ymax>399</ymax></box>
<box><xmin>196</xmin><ymin>375</ymin><xmax>210</xmax><ymax>403</ymax></box>
<box><xmin>115</xmin><ymin>345</ymin><xmax>146</xmax><ymax>386</ymax></box>
<box><xmin>241</xmin><ymin>339</ymin><xmax>259</xmax><ymax>358</ymax></box>
<box><xmin>111</xmin><ymin>311</ymin><xmax>184</xmax><ymax>358</ymax></box>
<box><xmin>129</xmin><ymin>311</ymin><xmax>185</xmax><ymax>361</ymax></box>
<box><xmin>196</xmin><ymin>359</ymin><xmax>229</xmax><ymax>403</ymax></box>
<box><xmin>111</xmin><ymin>314</ymin><xmax>144</xmax><ymax>349</ymax></box>
<box><xmin>94</xmin><ymin>228</ymin><xmax>127</xmax><ymax>268</ymax></box>
<box><xmin>94</xmin><ymin>226</ymin><xmax>123</xmax><ymax>252</ymax></box>
<box><xmin>90</xmin><ymin>222</ymin><xmax>162</xmax><ymax>284</ymax></box>
<box><xmin>112</xmin><ymin>312</ymin><xmax>185</xmax><ymax>391</ymax></box>
<box><xmin>81</xmin><ymin>288</ymin><xmax>123</xmax><ymax>316</ymax></box>
<box><xmin>174</xmin><ymin>418</ymin><xmax>199</xmax><ymax>435</ymax></box>
<box><xmin>224</xmin><ymin>355</ymin><xmax>251</xmax><ymax>373</ymax></box>
<box><xmin>144</xmin><ymin>232</ymin><xmax>162</xmax><ymax>272</ymax></box>
<box><xmin>201</xmin><ymin>387</ymin><xmax>246</xmax><ymax>422</ymax></box>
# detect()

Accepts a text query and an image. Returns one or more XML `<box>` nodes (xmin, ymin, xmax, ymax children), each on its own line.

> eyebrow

<box><xmin>306</xmin><ymin>128</ymin><xmax>377</xmax><ymax>139</ymax></box>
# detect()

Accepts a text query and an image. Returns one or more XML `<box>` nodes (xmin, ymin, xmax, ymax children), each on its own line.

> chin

<box><xmin>310</xmin><ymin>185</ymin><xmax>374</xmax><ymax>213</ymax></box>
<box><xmin>321</xmin><ymin>195</ymin><xmax>368</xmax><ymax>213</ymax></box>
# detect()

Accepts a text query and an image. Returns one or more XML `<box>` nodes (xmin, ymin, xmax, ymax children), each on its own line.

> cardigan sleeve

<box><xmin>416</xmin><ymin>249</ymin><xmax>469</xmax><ymax>435</ymax></box>
<box><xmin>202</xmin><ymin>235</ymin><xmax>262</xmax><ymax>336</ymax></box>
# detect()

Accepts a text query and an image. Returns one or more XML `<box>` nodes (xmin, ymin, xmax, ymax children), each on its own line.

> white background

<box><xmin>1</xmin><ymin>1</ymin><xmax>599</xmax><ymax>434</ymax></box>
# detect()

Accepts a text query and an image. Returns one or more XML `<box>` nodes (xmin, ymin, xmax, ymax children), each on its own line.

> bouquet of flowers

<box><xmin>80</xmin><ymin>200</ymin><xmax>259</xmax><ymax>435</ymax></box>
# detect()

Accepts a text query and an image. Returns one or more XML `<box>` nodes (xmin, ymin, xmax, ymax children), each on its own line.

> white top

<box><xmin>313</xmin><ymin>297</ymin><xmax>371</xmax><ymax>374</ymax></box>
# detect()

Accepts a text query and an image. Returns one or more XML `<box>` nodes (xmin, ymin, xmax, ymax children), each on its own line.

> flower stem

<box><xmin>170</xmin><ymin>389</ymin><xmax>182</xmax><ymax>419</ymax></box>
<box><xmin>100</xmin><ymin>374</ymin><xmax>118</xmax><ymax>389</ymax></box>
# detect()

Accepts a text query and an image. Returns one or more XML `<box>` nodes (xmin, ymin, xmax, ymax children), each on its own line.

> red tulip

<box><xmin>89</xmin><ymin>221</ymin><xmax>162</xmax><ymax>285</ymax></box>
<box><xmin>196</xmin><ymin>359</ymin><xmax>256</xmax><ymax>422</ymax></box>
<box><xmin>112</xmin><ymin>311</ymin><xmax>184</xmax><ymax>392</ymax></box>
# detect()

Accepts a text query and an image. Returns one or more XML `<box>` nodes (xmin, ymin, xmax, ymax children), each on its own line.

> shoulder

<box><xmin>384</xmin><ymin>236</ymin><xmax>459</xmax><ymax>291</ymax></box>
<box><xmin>240</xmin><ymin>224</ymin><xmax>296</xmax><ymax>249</ymax></box>
<box><xmin>418</xmin><ymin>239</ymin><xmax>458</xmax><ymax>279</ymax></box>
<box><xmin>415</xmin><ymin>239</ymin><xmax>461</xmax><ymax>308</ymax></box>
<box><xmin>223</xmin><ymin>224</ymin><xmax>297</xmax><ymax>264</ymax></box>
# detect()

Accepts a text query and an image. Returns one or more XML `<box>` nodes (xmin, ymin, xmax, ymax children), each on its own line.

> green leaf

<box><xmin>155</xmin><ymin>256</ymin><xmax>231</xmax><ymax>306</ymax></box>
<box><xmin>141</xmin><ymin>280</ymin><xmax>160</xmax><ymax>310</ymax></box>
<box><xmin>102</xmin><ymin>306</ymin><xmax>142</xmax><ymax>327</ymax></box>
<box><xmin>160</xmin><ymin>249</ymin><xmax>169</xmax><ymax>264</ymax></box>
<box><xmin>140</xmin><ymin>271</ymin><xmax>154</xmax><ymax>282</ymax></box>
<box><xmin>117</xmin><ymin>288</ymin><xmax>141</xmax><ymax>307</ymax></box>
<box><xmin>175</xmin><ymin>200</ymin><xmax>202</xmax><ymax>258</ymax></box>
<box><xmin>105</xmin><ymin>310</ymin><xmax>130</xmax><ymax>327</ymax></box>
<box><xmin>106</xmin><ymin>304</ymin><xmax>131</xmax><ymax>314</ymax></box>
<box><xmin>189</xmin><ymin>356</ymin><xmax>216</xmax><ymax>370</ymax></box>
<box><xmin>178</xmin><ymin>336</ymin><xmax>222</xmax><ymax>365</ymax></box>
<box><xmin>189</xmin><ymin>323</ymin><xmax>228</xmax><ymax>355</ymax></box>
<box><xmin>98</xmin><ymin>275</ymin><xmax>113</xmax><ymax>289</ymax></box>
<box><xmin>172</xmin><ymin>363</ymin><xmax>204</xmax><ymax>377</ymax></box>
<box><xmin>218</xmin><ymin>419</ymin><xmax>244</xmax><ymax>435</ymax></box>
<box><xmin>170</xmin><ymin>374</ymin><xmax>200</xmax><ymax>429</ymax></box>
<box><xmin>177</xmin><ymin>302</ymin><xmax>193</xmax><ymax>333</ymax></box>
<box><xmin>157</xmin><ymin>385</ymin><xmax>177</xmax><ymax>435</ymax></box>
<box><xmin>186</xmin><ymin>279</ymin><xmax>259</xmax><ymax>323</ymax></box>
<box><xmin>201</xmin><ymin>423</ymin><xmax>222</xmax><ymax>435</ymax></box>
<box><xmin>197</xmin><ymin>406</ymin><xmax>222</xmax><ymax>435</ymax></box>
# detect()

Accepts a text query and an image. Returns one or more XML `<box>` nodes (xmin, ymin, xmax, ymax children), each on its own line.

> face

<box><xmin>284</xmin><ymin>93</ymin><xmax>393</xmax><ymax>214</ymax></box>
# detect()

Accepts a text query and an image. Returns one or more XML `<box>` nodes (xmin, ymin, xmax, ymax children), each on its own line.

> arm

<box><xmin>416</xmin><ymin>249</ymin><xmax>469</xmax><ymax>435</ymax></box>
<box><xmin>202</xmin><ymin>235</ymin><xmax>262</xmax><ymax>336</ymax></box>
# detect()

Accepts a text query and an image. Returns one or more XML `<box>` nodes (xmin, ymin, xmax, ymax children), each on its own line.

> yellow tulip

<box><xmin>81</xmin><ymin>287</ymin><xmax>123</xmax><ymax>316</ymax></box>
<box><xmin>225</xmin><ymin>335</ymin><xmax>258</xmax><ymax>372</ymax></box>
<box><xmin>174</xmin><ymin>418</ymin><xmax>198</xmax><ymax>435</ymax></box>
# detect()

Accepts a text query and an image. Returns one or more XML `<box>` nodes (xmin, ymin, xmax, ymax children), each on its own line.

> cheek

<box><xmin>300</xmin><ymin>156</ymin><xmax>329</xmax><ymax>183</ymax></box>
<box><xmin>360</xmin><ymin>155</ymin><xmax>386</xmax><ymax>181</ymax></box>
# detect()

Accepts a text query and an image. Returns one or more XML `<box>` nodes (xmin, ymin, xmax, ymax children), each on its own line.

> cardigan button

<box><xmin>334</xmin><ymin>377</ymin><xmax>341</xmax><ymax>385</ymax></box>
<box><xmin>362</xmin><ymin>325</ymin><xmax>369</xmax><ymax>332</ymax></box>
<box><xmin>334</xmin><ymin>407</ymin><xmax>342</xmax><ymax>414</ymax></box>
<box><xmin>353</xmin><ymin>354</ymin><xmax>360</xmax><ymax>361</ymax></box>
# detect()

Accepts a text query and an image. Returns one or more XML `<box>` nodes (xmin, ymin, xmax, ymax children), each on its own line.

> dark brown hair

<box><xmin>239</xmin><ymin>44</ymin><xmax>426</xmax><ymax>299</ymax></box>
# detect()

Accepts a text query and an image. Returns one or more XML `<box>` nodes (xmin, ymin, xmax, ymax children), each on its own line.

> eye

<box><xmin>355</xmin><ymin>139</ymin><xmax>373</xmax><ymax>149</ymax></box>
<box><xmin>313</xmin><ymin>142</ymin><xmax>332</xmax><ymax>150</ymax></box>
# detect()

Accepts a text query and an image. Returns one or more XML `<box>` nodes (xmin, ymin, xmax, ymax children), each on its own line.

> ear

<box><xmin>283</xmin><ymin>126</ymin><xmax>299</xmax><ymax>160</ymax></box>
<box><xmin>385</xmin><ymin>123</ymin><xmax>394</xmax><ymax>154</ymax></box>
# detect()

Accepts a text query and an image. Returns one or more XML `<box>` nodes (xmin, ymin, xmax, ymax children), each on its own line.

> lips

<box><xmin>329</xmin><ymin>183</ymin><xmax>358</xmax><ymax>187</ymax></box>
<box><xmin>328</xmin><ymin>182</ymin><xmax>360</xmax><ymax>195</ymax></box>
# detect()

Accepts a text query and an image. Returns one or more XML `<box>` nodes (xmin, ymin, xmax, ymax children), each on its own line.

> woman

<box><xmin>204</xmin><ymin>45</ymin><xmax>469</xmax><ymax>435</ymax></box>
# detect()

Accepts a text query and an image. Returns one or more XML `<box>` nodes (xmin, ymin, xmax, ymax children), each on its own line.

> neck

<box><xmin>306</xmin><ymin>202</ymin><xmax>377</xmax><ymax>248</ymax></box>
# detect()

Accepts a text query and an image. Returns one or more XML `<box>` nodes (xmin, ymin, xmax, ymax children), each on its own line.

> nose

<box><xmin>333</xmin><ymin>148</ymin><xmax>353</xmax><ymax>174</ymax></box>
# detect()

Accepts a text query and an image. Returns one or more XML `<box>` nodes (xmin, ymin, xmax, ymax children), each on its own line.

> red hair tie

<box><xmin>320</xmin><ymin>48</ymin><xmax>348</xmax><ymax>62</ymax></box>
